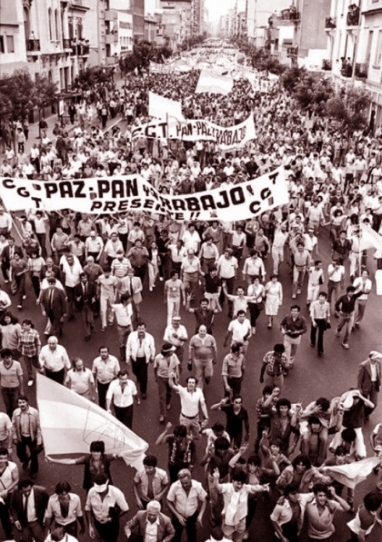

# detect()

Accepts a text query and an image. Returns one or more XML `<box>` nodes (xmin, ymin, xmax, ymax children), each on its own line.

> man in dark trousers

<box><xmin>1</xmin><ymin>236</ymin><xmax>23</xmax><ymax>282</ymax></box>
<box><xmin>357</xmin><ymin>351</ymin><xmax>382</xmax><ymax>419</ymax></box>
<box><xmin>11</xmin><ymin>478</ymin><xmax>49</xmax><ymax>542</ymax></box>
<box><xmin>39</xmin><ymin>278</ymin><xmax>67</xmax><ymax>337</ymax></box>
<box><xmin>74</xmin><ymin>273</ymin><xmax>96</xmax><ymax>341</ymax></box>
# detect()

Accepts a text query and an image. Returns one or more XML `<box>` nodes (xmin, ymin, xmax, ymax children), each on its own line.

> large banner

<box><xmin>132</xmin><ymin>114</ymin><xmax>256</xmax><ymax>149</ymax></box>
<box><xmin>148</xmin><ymin>91</ymin><xmax>184</xmax><ymax>121</ymax></box>
<box><xmin>0</xmin><ymin>167</ymin><xmax>289</xmax><ymax>221</ymax></box>
<box><xmin>37</xmin><ymin>374</ymin><xmax>148</xmax><ymax>469</ymax></box>
<box><xmin>195</xmin><ymin>69</ymin><xmax>234</xmax><ymax>95</ymax></box>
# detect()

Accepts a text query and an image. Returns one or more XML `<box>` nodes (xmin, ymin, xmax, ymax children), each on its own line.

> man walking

<box><xmin>126</xmin><ymin>322</ymin><xmax>155</xmax><ymax>402</ymax></box>
<box><xmin>39</xmin><ymin>278</ymin><xmax>67</xmax><ymax>338</ymax></box>
<box><xmin>335</xmin><ymin>285</ymin><xmax>363</xmax><ymax>349</ymax></box>
<box><xmin>357</xmin><ymin>351</ymin><xmax>382</xmax><ymax>419</ymax></box>
<box><xmin>74</xmin><ymin>273</ymin><xmax>96</xmax><ymax>341</ymax></box>
<box><xmin>10</xmin><ymin>477</ymin><xmax>49</xmax><ymax>542</ymax></box>
<box><xmin>188</xmin><ymin>325</ymin><xmax>217</xmax><ymax>390</ymax></box>
<box><xmin>106</xmin><ymin>370</ymin><xmax>137</xmax><ymax>429</ymax></box>
<box><xmin>12</xmin><ymin>395</ymin><xmax>42</xmax><ymax>479</ymax></box>
<box><xmin>280</xmin><ymin>305</ymin><xmax>307</xmax><ymax>370</ymax></box>
<box><xmin>92</xmin><ymin>346</ymin><xmax>120</xmax><ymax>409</ymax></box>
<box><xmin>39</xmin><ymin>336</ymin><xmax>70</xmax><ymax>385</ymax></box>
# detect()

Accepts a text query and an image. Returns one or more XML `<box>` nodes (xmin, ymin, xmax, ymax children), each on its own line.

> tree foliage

<box><xmin>293</xmin><ymin>73</ymin><xmax>334</xmax><ymax>115</ymax></box>
<box><xmin>325</xmin><ymin>87</ymin><xmax>371</xmax><ymax>132</ymax></box>
<box><xmin>120</xmin><ymin>41</ymin><xmax>173</xmax><ymax>74</ymax></box>
<box><xmin>0</xmin><ymin>68</ymin><xmax>58</xmax><ymax>118</ymax></box>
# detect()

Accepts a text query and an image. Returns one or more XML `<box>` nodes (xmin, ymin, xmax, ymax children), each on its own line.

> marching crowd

<box><xmin>1</xmin><ymin>50</ymin><xmax>382</xmax><ymax>542</ymax></box>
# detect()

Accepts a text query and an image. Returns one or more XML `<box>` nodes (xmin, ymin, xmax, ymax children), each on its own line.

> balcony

<box><xmin>322</xmin><ymin>59</ymin><xmax>332</xmax><ymax>71</ymax></box>
<box><xmin>281</xmin><ymin>8</ymin><xmax>300</xmax><ymax>21</ymax></box>
<box><xmin>105</xmin><ymin>31</ymin><xmax>118</xmax><ymax>45</ymax></box>
<box><xmin>341</xmin><ymin>63</ymin><xmax>352</xmax><ymax>78</ymax></box>
<box><xmin>346</xmin><ymin>5</ymin><xmax>360</xmax><ymax>27</ymax></box>
<box><xmin>355</xmin><ymin>62</ymin><xmax>369</xmax><ymax>79</ymax></box>
<box><xmin>26</xmin><ymin>39</ymin><xmax>41</xmax><ymax>51</ymax></box>
<box><xmin>70</xmin><ymin>41</ymin><xmax>90</xmax><ymax>55</ymax></box>
<box><xmin>287</xmin><ymin>46</ymin><xmax>298</xmax><ymax>57</ymax></box>
<box><xmin>62</xmin><ymin>38</ymin><xmax>71</xmax><ymax>50</ymax></box>
<box><xmin>325</xmin><ymin>17</ymin><xmax>336</xmax><ymax>29</ymax></box>
<box><xmin>105</xmin><ymin>10</ymin><xmax>117</xmax><ymax>22</ymax></box>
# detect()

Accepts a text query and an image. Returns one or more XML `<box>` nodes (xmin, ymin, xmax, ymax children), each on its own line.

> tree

<box><xmin>0</xmin><ymin>68</ymin><xmax>58</xmax><ymax>119</ymax></box>
<box><xmin>325</xmin><ymin>87</ymin><xmax>371</xmax><ymax>133</ymax></box>
<box><xmin>292</xmin><ymin>73</ymin><xmax>334</xmax><ymax>115</ymax></box>
<box><xmin>281</xmin><ymin>65</ymin><xmax>307</xmax><ymax>93</ymax></box>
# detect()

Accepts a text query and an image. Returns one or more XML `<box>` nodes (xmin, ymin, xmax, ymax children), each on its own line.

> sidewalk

<box><xmin>0</xmin><ymin>74</ymin><xmax>127</xmax><ymax>164</ymax></box>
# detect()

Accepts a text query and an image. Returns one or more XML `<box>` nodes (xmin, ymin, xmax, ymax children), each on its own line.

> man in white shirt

<box><xmin>106</xmin><ymin>370</ymin><xmax>137</xmax><ymax>429</ymax></box>
<box><xmin>182</xmin><ymin>223</ymin><xmax>201</xmax><ymax>253</ymax></box>
<box><xmin>163</xmin><ymin>316</ymin><xmax>188</xmax><ymax>370</ymax></box>
<box><xmin>85</xmin><ymin>474</ymin><xmax>129</xmax><ymax>542</ymax></box>
<box><xmin>224</xmin><ymin>311</ymin><xmax>251</xmax><ymax>356</ymax></box>
<box><xmin>60</xmin><ymin>252</ymin><xmax>83</xmax><ymax>321</ymax></box>
<box><xmin>92</xmin><ymin>346</ymin><xmax>120</xmax><ymax>410</ymax></box>
<box><xmin>217</xmin><ymin>249</ymin><xmax>238</xmax><ymax>319</ymax></box>
<box><xmin>126</xmin><ymin>322</ymin><xmax>155</xmax><ymax>402</ymax></box>
<box><xmin>39</xmin><ymin>336</ymin><xmax>70</xmax><ymax>385</ymax></box>
<box><xmin>85</xmin><ymin>230</ymin><xmax>104</xmax><ymax>262</ymax></box>
<box><xmin>169</xmin><ymin>375</ymin><xmax>209</xmax><ymax>439</ymax></box>
<box><xmin>353</xmin><ymin>268</ymin><xmax>372</xmax><ymax>328</ymax></box>
<box><xmin>111</xmin><ymin>294</ymin><xmax>133</xmax><ymax>362</ymax></box>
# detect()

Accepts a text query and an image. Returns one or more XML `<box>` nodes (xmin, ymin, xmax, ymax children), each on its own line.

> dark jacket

<box><xmin>10</xmin><ymin>485</ymin><xmax>49</xmax><ymax>527</ymax></box>
<box><xmin>128</xmin><ymin>511</ymin><xmax>175</xmax><ymax>542</ymax></box>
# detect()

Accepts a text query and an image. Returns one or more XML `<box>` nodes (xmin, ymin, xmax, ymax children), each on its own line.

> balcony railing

<box><xmin>281</xmin><ymin>8</ymin><xmax>300</xmax><ymax>21</ymax></box>
<box><xmin>62</xmin><ymin>38</ymin><xmax>71</xmax><ymax>49</ymax></box>
<box><xmin>322</xmin><ymin>59</ymin><xmax>332</xmax><ymax>71</ymax></box>
<box><xmin>325</xmin><ymin>17</ymin><xmax>336</xmax><ymax>29</ymax></box>
<box><xmin>70</xmin><ymin>42</ymin><xmax>90</xmax><ymax>55</ymax></box>
<box><xmin>287</xmin><ymin>46</ymin><xmax>298</xmax><ymax>57</ymax></box>
<box><xmin>355</xmin><ymin>62</ymin><xmax>369</xmax><ymax>78</ymax></box>
<box><xmin>26</xmin><ymin>39</ymin><xmax>41</xmax><ymax>51</ymax></box>
<box><xmin>346</xmin><ymin>6</ymin><xmax>360</xmax><ymax>26</ymax></box>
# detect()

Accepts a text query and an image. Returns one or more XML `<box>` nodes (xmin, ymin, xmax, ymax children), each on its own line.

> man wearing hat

<box><xmin>154</xmin><ymin>344</ymin><xmax>180</xmax><ymax>424</ymax></box>
<box><xmin>357</xmin><ymin>351</ymin><xmax>382</xmax><ymax>418</ymax></box>
<box><xmin>163</xmin><ymin>317</ymin><xmax>188</xmax><ymax>371</ymax></box>
<box><xmin>125</xmin><ymin>500</ymin><xmax>175</xmax><ymax>542</ymax></box>
<box><xmin>85</xmin><ymin>473</ymin><xmax>129</xmax><ymax>542</ymax></box>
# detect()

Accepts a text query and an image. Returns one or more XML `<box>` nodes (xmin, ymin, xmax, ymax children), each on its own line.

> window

<box><xmin>6</xmin><ymin>35</ymin><xmax>15</xmax><ymax>53</ymax></box>
<box><xmin>374</xmin><ymin>30</ymin><xmax>382</xmax><ymax>67</ymax></box>
<box><xmin>0</xmin><ymin>36</ymin><xmax>4</xmax><ymax>53</ymax></box>
<box><xmin>55</xmin><ymin>9</ymin><xmax>60</xmax><ymax>40</ymax></box>
<box><xmin>23</xmin><ymin>7</ymin><xmax>30</xmax><ymax>39</ymax></box>
<box><xmin>48</xmin><ymin>8</ymin><xmax>53</xmax><ymax>40</ymax></box>
<box><xmin>366</xmin><ymin>30</ymin><xmax>374</xmax><ymax>63</ymax></box>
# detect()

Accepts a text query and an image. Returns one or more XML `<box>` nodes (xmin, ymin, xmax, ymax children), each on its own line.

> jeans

<box><xmin>117</xmin><ymin>325</ymin><xmax>131</xmax><ymax>361</ymax></box>
<box><xmin>283</xmin><ymin>335</ymin><xmax>301</xmax><ymax>366</ymax></box>
<box><xmin>355</xmin><ymin>299</ymin><xmax>367</xmax><ymax>324</ymax></box>
<box><xmin>336</xmin><ymin>312</ymin><xmax>354</xmax><ymax>344</ymax></box>
<box><xmin>327</xmin><ymin>280</ymin><xmax>341</xmax><ymax>307</ymax></box>
<box><xmin>1</xmin><ymin>386</ymin><xmax>19</xmax><ymax>418</ymax></box>
<box><xmin>166</xmin><ymin>297</ymin><xmax>181</xmax><ymax>327</ymax></box>
<box><xmin>292</xmin><ymin>266</ymin><xmax>306</xmax><ymax>296</ymax></box>
<box><xmin>157</xmin><ymin>377</ymin><xmax>172</xmax><ymax>417</ymax></box>
<box><xmin>23</xmin><ymin>355</ymin><xmax>39</xmax><ymax>381</ymax></box>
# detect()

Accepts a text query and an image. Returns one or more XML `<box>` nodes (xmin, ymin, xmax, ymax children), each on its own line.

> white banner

<box><xmin>148</xmin><ymin>91</ymin><xmax>184</xmax><ymax>121</ymax></box>
<box><xmin>195</xmin><ymin>69</ymin><xmax>234</xmax><ymax>95</ymax></box>
<box><xmin>0</xmin><ymin>168</ymin><xmax>289</xmax><ymax>221</ymax></box>
<box><xmin>132</xmin><ymin>114</ymin><xmax>256</xmax><ymax>149</ymax></box>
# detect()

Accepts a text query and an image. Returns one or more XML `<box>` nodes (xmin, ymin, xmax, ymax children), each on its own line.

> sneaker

<box><xmin>159</xmin><ymin>277</ymin><xmax>164</xmax><ymax>281</ymax></box>
<box><xmin>101</xmin><ymin>327</ymin><xmax>106</xmax><ymax>332</ymax></box>
<box><xmin>159</xmin><ymin>415</ymin><xmax>165</xmax><ymax>423</ymax></box>
<box><xmin>27</xmin><ymin>379</ymin><xmax>34</xmax><ymax>387</ymax></box>
<box><xmin>297</xmin><ymin>289</ymin><xmax>301</xmax><ymax>294</ymax></box>
<box><xmin>23</xmin><ymin>295</ymin><xmax>26</xmax><ymax>300</ymax></box>
<box><xmin>166</xmin><ymin>403</ymin><xmax>172</xmax><ymax>411</ymax></box>
<box><xmin>335</xmin><ymin>331</ymin><xmax>341</xmax><ymax>337</ymax></box>
<box><xmin>292</xmin><ymin>294</ymin><xmax>296</xmax><ymax>299</ymax></box>
<box><xmin>17</xmin><ymin>305</ymin><xmax>22</xmax><ymax>310</ymax></box>
<box><xmin>342</xmin><ymin>342</ymin><xmax>349</xmax><ymax>349</ymax></box>
<box><xmin>136</xmin><ymin>397</ymin><xmax>141</xmax><ymax>405</ymax></box>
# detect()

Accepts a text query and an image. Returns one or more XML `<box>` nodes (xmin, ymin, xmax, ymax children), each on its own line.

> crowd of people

<box><xmin>0</xmin><ymin>45</ymin><xmax>382</xmax><ymax>542</ymax></box>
